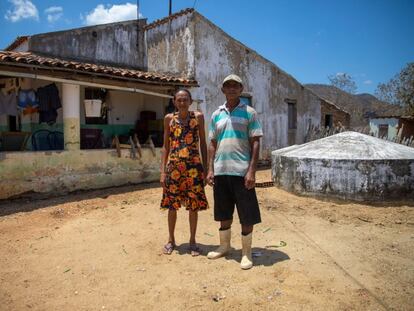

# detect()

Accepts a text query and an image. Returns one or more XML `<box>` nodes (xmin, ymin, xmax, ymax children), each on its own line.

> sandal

<box><xmin>189</xmin><ymin>244</ymin><xmax>201</xmax><ymax>257</ymax></box>
<box><xmin>163</xmin><ymin>242</ymin><xmax>175</xmax><ymax>255</ymax></box>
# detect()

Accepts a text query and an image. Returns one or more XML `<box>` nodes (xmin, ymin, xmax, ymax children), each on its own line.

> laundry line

<box><xmin>0</xmin><ymin>70</ymin><xmax>174</xmax><ymax>99</ymax></box>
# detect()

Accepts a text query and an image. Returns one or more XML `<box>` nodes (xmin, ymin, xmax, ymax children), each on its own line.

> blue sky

<box><xmin>1</xmin><ymin>0</ymin><xmax>413</xmax><ymax>94</ymax></box>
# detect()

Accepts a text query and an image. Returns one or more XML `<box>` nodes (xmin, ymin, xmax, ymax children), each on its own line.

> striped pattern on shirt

<box><xmin>209</xmin><ymin>102</ymin><xmax>263</xmax><ymax>176</ymax></box>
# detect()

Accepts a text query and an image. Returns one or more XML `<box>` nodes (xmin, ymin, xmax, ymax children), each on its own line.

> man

<box><xmin>206</xmin><ymin>74</ymin><xmax>263</xmax><ymax>270</ymax></box>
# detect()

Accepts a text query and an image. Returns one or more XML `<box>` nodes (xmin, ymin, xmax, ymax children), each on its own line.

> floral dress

<box><xmin>160</xmin><ymin>111</ymin><xmax>209</xmax><ymax>211</ymax></box>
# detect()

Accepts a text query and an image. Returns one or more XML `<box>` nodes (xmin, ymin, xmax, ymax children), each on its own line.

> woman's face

<box><xmin>174</xmin><ymin>91</ymin><xmax>191</xmax><ymax>111</ymax></box>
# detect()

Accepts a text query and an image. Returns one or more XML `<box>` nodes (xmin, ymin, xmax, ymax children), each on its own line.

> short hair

<box><xmin>173</xmin><ymin>88</ymin><xmax>192</xmax><ymax>102</ymax></box>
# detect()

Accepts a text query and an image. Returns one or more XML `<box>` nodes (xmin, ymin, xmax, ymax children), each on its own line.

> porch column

<box><xmin>62</xmin><ymin>83</ymin><xmax>80</xmax><ymax>150</ymax></box>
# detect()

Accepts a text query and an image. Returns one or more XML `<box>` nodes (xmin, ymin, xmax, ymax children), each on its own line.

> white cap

<box><xmin>222</xmin><ymin>74</ymin><xmax>243</xmax><ymax>86</ymax></box>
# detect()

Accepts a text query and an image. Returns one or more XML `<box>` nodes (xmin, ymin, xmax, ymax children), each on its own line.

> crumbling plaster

<box><xmin>146</xmin><ymin>14</ymin><xmax>196</xmax><ymax>78</ymax></box>
<box><xmin>271</xmin><ymin>132</ymin><xmax>414</xmax><ymax>201</ymax></box>
<box><xmin>29</xmin><ymin>20</ymin><xmax>147</xmax><ymax>69</ymax></box>
<box><xmin>0</xmin><ymin>149</ymin><xmax>160</xmax><ymax>200</ymax></box>
<box><xmin>146</xmin><ymin>12</ymin><xmax>322</xmax><ymax>157</ymax></box>
<box><xmin>191</xmin><ymin>13</ymin><xmax>321</xmax><ymax>157</ymax></box>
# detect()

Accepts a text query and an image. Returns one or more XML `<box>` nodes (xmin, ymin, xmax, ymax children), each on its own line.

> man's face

<box><xmin>221</xmin><ymin>80</ymin><xmax>243</xmax><ymax>100</ymax></box>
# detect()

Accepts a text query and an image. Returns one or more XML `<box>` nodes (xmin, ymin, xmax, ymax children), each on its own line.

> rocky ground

<box><xmin>0</xmin><ymin>169</ymin><xmax>413</xmax><ymax>311</ymax></box>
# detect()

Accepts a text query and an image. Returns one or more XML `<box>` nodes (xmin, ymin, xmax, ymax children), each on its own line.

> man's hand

<box><xmin>206</xmin><ymin>170</ymin><xmax>215</xmax><ymax>186</ymax></box>
<box><xmin>244</xmin><ymin>170</ymin><xmax>255</xmax><ymax>190</ymax></box>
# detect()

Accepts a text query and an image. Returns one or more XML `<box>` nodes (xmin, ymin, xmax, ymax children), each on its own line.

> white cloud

<box><xmin>363</xmin><ymin>80</ymin><xmax>373</xmax><ymax>85</ymax></box>
<box><xmin>4</xmin><ymin>0</ymin><xmax>39</xmax><ymax>22</ymax></box>
<box><xmin>83</xmin><ymin>2</ymin><xmax>142</xmax><ymax>26</ymax></box>
<box><xmin>45</xmin><ymin>6</ymin><xmax>63</xmax><ymax>23</ymax></box>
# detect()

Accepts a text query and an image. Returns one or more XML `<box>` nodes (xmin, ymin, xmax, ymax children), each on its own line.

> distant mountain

<box><xmin>305</xmin><ymin>84</ymin><xmax>405</xmax><ymax>127</ymax></box>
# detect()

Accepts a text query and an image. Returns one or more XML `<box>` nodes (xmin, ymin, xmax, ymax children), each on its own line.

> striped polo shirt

<box><xmin>209</xmin><ymin>102</ymin><xmax>263</xmax><ymax>176</ymax></box>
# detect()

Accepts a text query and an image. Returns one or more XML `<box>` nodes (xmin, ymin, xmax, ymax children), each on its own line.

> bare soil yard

<box><xmin>0</xmin><ymin>169</ymin><xmax>413</xmax><ymax>311</ymax></box>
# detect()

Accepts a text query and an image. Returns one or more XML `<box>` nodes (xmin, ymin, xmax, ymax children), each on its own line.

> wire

<box><xmin>192</xmin><ymin>0</ymin><xmax>197</xmax><ymax>9</ymax></box>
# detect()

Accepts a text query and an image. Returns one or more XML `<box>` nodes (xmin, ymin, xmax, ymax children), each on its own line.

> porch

<box><xmin>0</xmin><ymin>51</ymin><xmax>198</xmax><ymax>199</ymax></box>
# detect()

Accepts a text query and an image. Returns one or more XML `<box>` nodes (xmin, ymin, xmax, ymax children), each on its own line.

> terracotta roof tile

<box><xmin>0</xmin><ymin>51</ymin><xmax>197</xmax><ymax>86</ymax></box>
<box><xmin>144</xmin><ymin>8</ymin><xmax>194</xmax><ymax>30</ymax></box>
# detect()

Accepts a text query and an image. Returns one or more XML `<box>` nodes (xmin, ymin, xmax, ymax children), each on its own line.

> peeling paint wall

<box><xmin>193</xmin><ymin>12</ymin><xmax>321</xmax><ymax>158</ymax></box>
<box><xmin>146</xmin><ymin>14</ymin><xmax>195</xmax><ymax>77</ymax></box>
<box><xmin>0</xmin><ymin>149</ymin><xmax>161</xmax><ymax>200</ymax></box>
<box><xmin>272</xmin><ymin>155</ymin><xmax>414</xmax><ymax>201</ymax></box>
<box><xmin>29</xmin><ymin>20</ymin><xmax>147</xmax><ymax>69</ymax></box>
<box><xmin>146</xmin><ymin>12</ymin><xmax>321</xmax><ymax>159</ymax></box>
<box><xmin>271</xmin><ymin>132</ymin><xmax>414</xmax><ymax>201</ymax></box>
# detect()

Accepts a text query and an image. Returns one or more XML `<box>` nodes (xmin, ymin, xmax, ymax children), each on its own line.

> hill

<box><xmin>305</xmin><ymin>84</ymin><xmax>405</xmax><ymax>127</ymax></box>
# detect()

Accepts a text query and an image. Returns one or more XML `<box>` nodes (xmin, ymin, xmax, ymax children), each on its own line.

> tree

<box><xmin>375</xmin><ymin>78</ymin><xmax>400</xmax><ymax>105</ymax></box>
<box><xmin>328</xmin><ymin>73</ymin><xmax>357</xmax><ymax>94</ymax></box>
<box><xmin>375</xmin><ymin>62</ymin><xmax>414</xmax><ymax>114</ymax></box>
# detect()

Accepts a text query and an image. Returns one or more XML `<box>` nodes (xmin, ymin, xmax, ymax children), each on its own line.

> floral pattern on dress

<box><xmin>160</xmin><ymin>111</ymin><xmax>209</xmax><ymax>211</ymax></box>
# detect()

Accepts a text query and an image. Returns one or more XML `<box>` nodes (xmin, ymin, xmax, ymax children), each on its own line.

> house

<box><xmin>320</xmin><ymin>99</ymin><xmax>350</xmax><ymax>129</ymax></box>
<box><xmin>0</xmin><ymin>17</ymin><xmax>198</xmax><ymax>199</ymax></box>
<box><xmin>369</xmin><ymin>115</ymin><xmax>414</xmax><ymax>141</ymax></box>
<box><xmin>0</xmin><ymin>8</ymin><xmax>348</xmax><ymax>199</ymax></box>
<box><xmin>145</xmin><ymin>9</ymin><xmax>346</xmax><ymax>156</ymax></box>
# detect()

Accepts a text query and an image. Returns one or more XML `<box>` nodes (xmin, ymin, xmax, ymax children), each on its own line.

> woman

<box><xmin>160</xmin><ymin>89</ymin><xmax>208</xmax><ymax>256</ymax></box>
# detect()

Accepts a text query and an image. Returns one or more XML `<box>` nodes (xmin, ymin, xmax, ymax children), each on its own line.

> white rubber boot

<box><xmin>240</xmin><ymin>232</ymin><xmax>253</xmax><ymax>270</ymax></box>
<box><xmin>207</xmin><ymin>228</ymin><xmax>231</xmax><ymax>259</ymax></box>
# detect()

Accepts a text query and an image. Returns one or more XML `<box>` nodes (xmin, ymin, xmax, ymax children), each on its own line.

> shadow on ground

<box><xmin>176</xmin><ymin>243</ymin><xmax>290</xmax><ymax>267</ymax></box>
<box><xmin>259</xmin><ymin>186</ymin><xmax>414</xmax><ymax>208</ymax></box>
<box><xmin>0</xmin><ymin>182</ymin><xmax>160</xmax><ymax>217</ymax></box>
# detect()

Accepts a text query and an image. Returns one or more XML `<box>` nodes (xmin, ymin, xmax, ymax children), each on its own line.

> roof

<box><xmin>0</xmin><ymin>51</ymin><xmax>197</xmax><ymax>86</ymax></box>
<box><xmin>4</xmin><ymin>36</ymin><xmax>29</xmax><ymax>51</ymax></box>
<box><xmin>320</xmin><ymin>98</ymin><xmax>350</xmax><ymax>115</ymax></box>
<box><xmin>272</xmin><ymin>131</ymin><xmax>414</xmax><ymax>160</ymax></box>
<box><xmin>371</xmin><ymin>115</ymin><xmax>414</xmax><ymax>121</ymax></box>
<box><xmin>144</xmin><ymin>8</ymin><xmax>194</xmax><ymax>30</ymax></box>
<box><xmin>303</xmin><ymin>86</ymin><xmax>349</xmax><ymax>115</ymax></box>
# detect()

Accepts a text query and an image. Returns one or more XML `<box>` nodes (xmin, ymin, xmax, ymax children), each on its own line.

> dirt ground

<box><xmin>0</xmin><ymin>169</ymin><xmax>413</xmax><ymax>311</ymax></box>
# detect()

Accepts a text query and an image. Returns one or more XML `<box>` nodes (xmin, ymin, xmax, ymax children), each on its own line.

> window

<box><xmin>378</xmin><ymin>124</ymin><xmax>389</xmax><ymax>138</ymax></box>
<box><xmin>240</xmin><ymin>95</ymin><xmax>252</xmax><ymax>107</ymax></box>
<box><xmin>84</xmin><ymin>88</ymin><xmax>108</xmax><ymax>124</ymax></box>
<box><xmin>287</xmin><ymin>101</ymin><xmax>297</xmax><ymax>130</ymax></box>
<box><xmin>324</xmin><ymin>114</ymin><xmax>333</xmax><ymax>128</ymax></box>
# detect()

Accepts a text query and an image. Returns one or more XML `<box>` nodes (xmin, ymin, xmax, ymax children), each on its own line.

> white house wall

<box><xmin>146</xmin><ymin>14</ymin><xmax>196</xmax><ymax>78</ymax></box>
<box><xmin>29</xmin><ymin>20</ymin><xmax>147</xmax><ymax>70</ymax></box>
<box><xmin>192</xmin><ymin>13</ymin><xmax>321</xmax><ymax>157</ymax></box>
<box><xmin>106</xmin><ymin>90</ymin><xmax>168</xmax><ymax>124</ymax></box>
<box><xmin>146</xmin><ymin>12</ymin><xmax>321</xmax><ymax>158</ymax></box>
<box><xmin>369</xmin><ymin>118</ymin><xmax>399</xmax><ymax>139</ymax></box>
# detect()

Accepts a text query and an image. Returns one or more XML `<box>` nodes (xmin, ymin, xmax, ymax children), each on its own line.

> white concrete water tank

<box><xmin>271</xmin><ymin>131</ymin><xmax>414</xmax><ymax>201</ymax></box>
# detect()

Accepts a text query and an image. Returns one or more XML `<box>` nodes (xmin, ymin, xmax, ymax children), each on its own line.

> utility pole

<box><xmin>136</xmin><ymin>0</ymin><xmax>140</xmax><ymax>68</ymax></box>
<box><xmin>136</xmin><ymin>0</ymin><xmax>140</xmax><ymax>47</ymax></box>
<box><xmin>169</xmin><ymin>0</ymin><xmax>172</xmax><ymax>16</ymax></box>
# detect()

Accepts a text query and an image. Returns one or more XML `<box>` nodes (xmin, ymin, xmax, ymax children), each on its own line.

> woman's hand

<box><xmin>160</xmin><ymin>173</ymin><xmax>167</xmax><ymax>190</ymax></box>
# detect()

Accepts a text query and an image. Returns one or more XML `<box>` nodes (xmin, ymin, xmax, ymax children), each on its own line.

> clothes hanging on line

<box><xmin>18</xmin><ymin>89</ymin><xmax>39</xmax><ymax>115</ymax></box>
<box><xmin>0</xmin><ymin>91</ymin><xmax>18</xmax><ymax>116</ymax></box>
<box><xmin>37</xmin><ymin>83</ymin><xmax>61</xmax><ymax>125</ymax></box>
